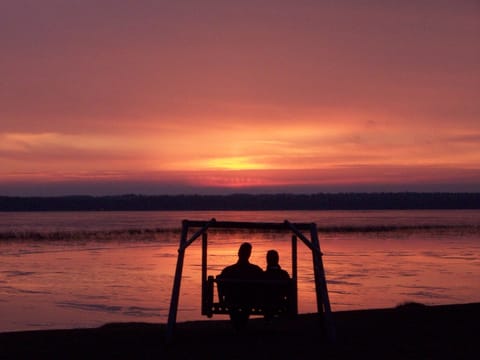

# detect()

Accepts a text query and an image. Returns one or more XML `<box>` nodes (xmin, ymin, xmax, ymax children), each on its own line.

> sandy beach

<box><xmin>1</xmin><ymin>302</ymin><xmax>478</xmax><ymax>359</ymax></box>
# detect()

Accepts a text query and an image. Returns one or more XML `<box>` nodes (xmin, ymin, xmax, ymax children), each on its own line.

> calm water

<box><xmin>1</xmin><ymin>210</ymin><xmax>479</xmax><ymax>332</ymax></box>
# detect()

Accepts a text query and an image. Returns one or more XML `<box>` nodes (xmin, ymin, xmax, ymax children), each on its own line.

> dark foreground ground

<box><xmin>1</xmin><ymin>302</ymin><xmax>478</xmax><ymax>359</ymax></box>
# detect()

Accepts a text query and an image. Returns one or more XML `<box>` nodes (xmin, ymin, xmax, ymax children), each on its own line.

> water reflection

<box><xmin>1</xmin><ymin>224</ymin><xmax>480</xmax><ymax>332</ymax></box>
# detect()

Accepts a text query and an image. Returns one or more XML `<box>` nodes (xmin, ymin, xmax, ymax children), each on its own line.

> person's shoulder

<box><xmin>265</xmin><ymin>267</ymin><xmax>290</xmax><ymax>279</ymax></box>
<box><xmin>219</xmin><ymin>264</ymin><xmax>237</xmax><ymax>277</ymax></box>
<box><xmin>223</xmin><ymin>264</ymin><xmax>237</xmax><ymax>271</ymax></box>
<box><xmin>251</xmin><ymin>264</ymin><xmax>263</xmax><ymax>273</ymax></box>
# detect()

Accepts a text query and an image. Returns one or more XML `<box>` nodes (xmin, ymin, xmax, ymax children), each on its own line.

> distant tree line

<box><xmin>0</xmin><ymin>193</ymin><xmax>479</xmax><ymax>211</ymax></box>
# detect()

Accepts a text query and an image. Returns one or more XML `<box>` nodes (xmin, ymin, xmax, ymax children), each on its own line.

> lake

<box><xmin>1</xmin><ymin>210</ymin><xmax>479</xmax><ymax>332</ymax></box>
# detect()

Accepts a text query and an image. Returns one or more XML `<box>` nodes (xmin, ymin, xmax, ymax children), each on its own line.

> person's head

<box><xmin>238</xmin><ymin>242</ymin><xmax>252</xmax><ymax>262</ymax></box>
<box><xmin>266</xmin><ymin>249</ymin><xmax>279</xmax><ymax>267</ymax></box>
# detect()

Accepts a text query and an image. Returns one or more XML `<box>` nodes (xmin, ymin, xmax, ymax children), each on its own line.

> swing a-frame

<box><xmin>166</xmin><ymin>219</ymin><xmax>335</xmax><ymax>342</ymax></box>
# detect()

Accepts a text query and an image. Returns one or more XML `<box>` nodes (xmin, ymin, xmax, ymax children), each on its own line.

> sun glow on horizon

<box><xmin>204</xmin><ymin>156</ymin><xmax>268</xmax><ymax>171</ymax></box>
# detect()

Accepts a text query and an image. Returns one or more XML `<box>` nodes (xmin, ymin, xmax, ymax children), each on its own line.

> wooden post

<box><xmin>291</xmin><ymin>235</ymin><xmax>298</xmax><ymax>314</ymax></box>
<box><xmin>166</xmin><ymin>219</ymin><xmax>215</xmax><ymax>342</ymax></box>
<box><xmin>310</xmin><ymin>223</ymin><xmax>336</xmax><ymax>342</ymax></box>
<box><xmin>310</xmin><ymin>223</ymin><xmax>324</xmax><ymax>318</ymax></box>
<box><xmin>166</xmin><ymin>220</ymin><xmax>189</xmax><ymax>343</ymax></box>
<box><xmin>201</xmin><ymin>232</ymin><xmax>208</xmax><ymax>315</ymax></box>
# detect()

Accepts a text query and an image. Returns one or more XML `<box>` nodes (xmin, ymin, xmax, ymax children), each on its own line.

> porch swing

<box><xmin>166</xmin><ymin>219</ymin><xmax>335</xmax><ymax>342</ymax></box>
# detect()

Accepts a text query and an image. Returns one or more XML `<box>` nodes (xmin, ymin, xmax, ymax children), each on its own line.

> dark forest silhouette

<box><xmin>1</xmin><ymin>192</ymin><xmax>479</xmax><ymax>211</ymax></box>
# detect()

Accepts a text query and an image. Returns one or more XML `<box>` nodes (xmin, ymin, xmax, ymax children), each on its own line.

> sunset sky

<box><xmin>1</xmin><ymin>0</ymin><xmax>479</xmax><ymax>195</ymax></box>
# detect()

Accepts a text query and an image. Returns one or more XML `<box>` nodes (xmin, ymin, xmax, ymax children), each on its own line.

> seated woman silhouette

<box><xmin>217</xmin><ymin>242</ymin><xmax>263</xmax><ymax>330</ymax></box>
<box><xmin>264</xmin><ymin>249</ymin><xmax>290</xmax><ymax>281</ymax></box>
<box><xmin>263</xmin><ymin>249</ymin><xmax>291</xmax><ymax>320</ymax></box>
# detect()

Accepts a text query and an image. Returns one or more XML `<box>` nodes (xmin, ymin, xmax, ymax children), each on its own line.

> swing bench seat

<box><xmin>203</xmin><ymin>275</ymin><xmax>297</xmax><ymax>318</ymax></box>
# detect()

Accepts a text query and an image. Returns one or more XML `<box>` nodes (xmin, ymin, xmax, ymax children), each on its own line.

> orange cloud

<box><xmin>1</xmin><ymin>2</ymin><xmax>479</xmax><ymax>195</ymax></box>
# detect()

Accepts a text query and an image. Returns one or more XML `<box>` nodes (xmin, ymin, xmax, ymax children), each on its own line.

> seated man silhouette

<box><xmin>263</xmin><ymin>249</ymin><xmax>291</xmax><ymax>320</ymax></box>
<box><xmin>217</xmin><ymin>242</ymin><xmax>263</xmax><ymax>329</ymax></box>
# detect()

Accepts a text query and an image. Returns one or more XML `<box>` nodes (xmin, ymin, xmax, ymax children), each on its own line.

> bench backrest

<box><xmin>217</xmin><ymin>277</ymin><xmax>292</xmax><ymax>306</ymax></box>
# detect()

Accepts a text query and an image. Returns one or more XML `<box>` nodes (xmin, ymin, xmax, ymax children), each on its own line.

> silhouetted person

<box><xmin>263</xmin><ymin>249</ymin><xmax>291</xmax><ymax>321</ymax></box>
<box><xmin>219</xmin><ymin>242</ymin><xmax>263</xmax><ymax>279</ymax></box>
<box><xmin>217</xmin><ymin>242</ymin><xmax>263</xmax><ymax>330</ymax></box>
<box><xmin>264</xmin><ymin>249</ymin><xmax>290</xmax><ymax>281</ymax></box>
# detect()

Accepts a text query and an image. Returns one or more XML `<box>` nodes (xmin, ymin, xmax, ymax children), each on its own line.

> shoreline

<box><xmin>1</xmin><ymin>302</ymin><xmax>478</xmax><ymax>359</ymax></box>
<box><xmin>2</xmin><ymin>193</ymin><xmax>480</xmax><ymax>211</ymax></box>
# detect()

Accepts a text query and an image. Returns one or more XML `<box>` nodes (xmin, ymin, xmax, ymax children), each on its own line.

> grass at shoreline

<box><xmin>1</xmin><ymin>302</ymin><xmax>478</xmax><ymax>359</ymax></box>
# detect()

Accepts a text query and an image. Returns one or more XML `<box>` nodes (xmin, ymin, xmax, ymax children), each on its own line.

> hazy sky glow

<box><xmin>1</xmin><ymin>0</ymin><xmax>479</xmax><ymax>195</ymax></box>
